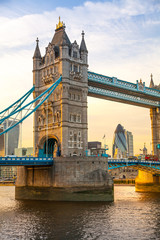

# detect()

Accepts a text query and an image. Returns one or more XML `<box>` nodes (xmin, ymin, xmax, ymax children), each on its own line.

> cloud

<box><xmin>0</xmin><ymin>0</ymin><xmax>159</xmax><ymax>153</ymax></box>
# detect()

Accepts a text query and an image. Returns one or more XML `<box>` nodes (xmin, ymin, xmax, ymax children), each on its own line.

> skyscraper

<box><xmin>112</xmin><ymin>124</ymin><xmax>134</xmax><ymax>158</ymax></box>
<box><xmin>127</xmin><ymin>131</ymin><xmax>134</xmax><ymax>156</ymax></box>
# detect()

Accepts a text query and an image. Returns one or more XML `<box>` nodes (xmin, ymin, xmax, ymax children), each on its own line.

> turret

<box><xmin>33</xmin><ymin>38</ymin><xmax>41</xmax><ymax>70</ymax></box>
<box><xmin>33</xmin><ymin>38</ymin><xmax>41</xmax><ymax>87</ymax></box>
<box><xmin>149</xmin><ymin>73</ymin><xmax>154</xmax><ymax>88</ymax></box>
<box><xmin>80</xmin><ymin>31</ymin><xmax>88</xmax><ymax>64</ymax></box>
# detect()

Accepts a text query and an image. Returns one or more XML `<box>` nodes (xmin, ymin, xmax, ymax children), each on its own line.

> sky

<box><xmin>0</xmin><ymin>0</ymin><xmax>160</xmax><ymax>155</ymax></box>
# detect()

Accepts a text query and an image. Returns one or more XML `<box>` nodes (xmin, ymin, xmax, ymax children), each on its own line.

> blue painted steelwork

<box><xmin>0</xmin><ymin>76</ymin><xmax>62</xmax><ymax>136</ymax></box>
<box><xmin>0</xmin><ymin>157</ymin><xmax>53</xmax><ymax>166</ymax></box>
<box><xmin>88</xmin><ymin>71</ymin><xmax>160</xmax><ymax>98</ymax></box>
<box><xmin>88</xmin><ymin>86</ymin><xmax>160</xmax><ymax>108</ymax></box>
<box><xmin>108</xmin><ymin>159</ymin><xmax>160</xmax><ymax>173</ymax></box>
<box><xmin>88</xmin><ymin>71</ymin><xmax>160</xmax><ymax>108</ymax></box>
<box><xmin>0</xmin><ymin>86</ymin><xmax>35</xmax><ymax>120</ymax></box>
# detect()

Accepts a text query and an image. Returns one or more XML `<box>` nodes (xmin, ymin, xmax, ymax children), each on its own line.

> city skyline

<box><xmin>0</xmin><ymin>0</ymin><xmax>160</xmax><ymax>154</ymax></box>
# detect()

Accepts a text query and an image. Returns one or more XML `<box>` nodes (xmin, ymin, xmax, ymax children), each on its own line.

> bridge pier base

<box><xmin>15</xmin><ymin>157</ymin><xmax>113</xmax><ymax>201</ymax></box>
<box><xmin>135</xmin><ymin>170</ymin><xmax>160</xmax><ymax>192</ymax></box>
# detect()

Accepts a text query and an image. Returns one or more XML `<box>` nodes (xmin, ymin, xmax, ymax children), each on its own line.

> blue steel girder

<box><xmin>108</xmin><ymin>159</ymin><xmax>160</xmax><ymax>174</ymax></box>
<box><xmin>0</xmin><ymin>157</ymin><xmax>53</xmax><ymax>166</ymax></box>
<box><xmin>0</xmin><ymin>76</ymin><xmax>62</xmax><ymax>136</ymax></box>
<box><xmin>88</xmin><ymin>71</ymin><xmax>160</xmax><ymax>108</ymax></box>
<box><xmin>88</xmin><ymin>86</ymin><xmax>159</xmax><ymax>108</ymax></box>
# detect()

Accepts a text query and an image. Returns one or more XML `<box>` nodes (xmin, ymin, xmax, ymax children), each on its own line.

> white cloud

<box><xmin>0</xmin><ymin>0</ymin><xmax>160</xmax><ymax>153</ymax></box>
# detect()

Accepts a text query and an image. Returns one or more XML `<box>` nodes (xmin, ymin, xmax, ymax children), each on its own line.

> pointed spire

<box><xmin>33</xmin><ymin>38</ymin><xmax>41</xmax><ymax>59</ymax></box>
<box><xmin>149</xmin><ymin>73</ymin><xmax>154</xmax><ymax>88</ymax></box>
<box><xmin>80</xmin><ymin>31</ymin><xmax>88</xmax><ymax>52</ymax></box>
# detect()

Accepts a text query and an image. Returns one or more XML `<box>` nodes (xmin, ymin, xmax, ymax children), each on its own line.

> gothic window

<box><xmin>50</xmin><ymin>54</ymin><xmax>53</xmax><ymax>63</ymax></box>
<box><xmin>54</xmin><ymin>46</ymin><xmax>59</xmax><ymax>58</ymax></box>
<box><xmin>69</xmin><ymin>93</ymin><xmax>71</xmax><ymax>99</ymax></box>
<box><xmin>74</xmin><ymin>134</ymin><xmax>77</xmax><ymax>141</ymax></box>
<box><xmin>69</xmin><ymin>142</ymin><xmax>72</xmax><ymax>148</ymax></box>
<box><xmin>70</xmin><ymin>131</ymin><xmax>73</xmax><ymax>136</ymax></box>
<box><xmin>73</xmin><ymin>115</ymin><xmax>76</xmax><ymax>122</ymax></box>
<box><xmin>78</xmin><ymin>95</ymin><xmax>81</xmax><ymax>101</ymax></box>
<box><xmin>73</xmin><ymin>51</ymin><xmax>78</xmax><ymax>58</ymax></box>
<box><xmin>69</xmin><ymin>114</ymin><xmax>72</xmax><ymax>122</ymax></box>
<box><xmin>73</xmin><ymin>65</ymin><xmax>78</xmax><ymax>73</ymax></box>
<box><xmin>69</xmin><ymin>48</ymin><xmax>71</xmax><ymax>56</ymax></box>
<box><xmin>77</xmin><ymin>115</ymin><xmax>81</xmax><ymax>123</ymax></box>
<box><xmin>78</xmin><ymin>131</ymin><xmax>81</xmax><ymax>137</ymax></box>
<box><xmin>73</xmin><ymin>94</ymin><xmax>76</xmax><ymax>100</ymax></box>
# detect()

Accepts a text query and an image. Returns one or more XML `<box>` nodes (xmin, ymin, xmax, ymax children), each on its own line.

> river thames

<box><xmin>0</xmin><ymin>185</ymin><xmax>160</xmax><ymax>239</ymax></box>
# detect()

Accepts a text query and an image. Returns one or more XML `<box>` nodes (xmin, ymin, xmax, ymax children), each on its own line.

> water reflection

<box><xmin>0</xmin><ymin>186</ymin><xmax>160</xmax><ymax>239</ymax></box>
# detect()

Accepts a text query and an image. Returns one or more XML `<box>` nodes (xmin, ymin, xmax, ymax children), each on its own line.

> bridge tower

<box><xmin>33</xmin><ymin>18</ymin><xmax>88</xmax><ymax>158</ymax></box>
<box><xmin>15</xmin><ymin>19</ymin><xmax>113</xmax><ymax>201</ymax></box>
<box><xmin>149</xmin><ymin>75</ymin><xmax>160</xmax><ymax>158</ymax></box>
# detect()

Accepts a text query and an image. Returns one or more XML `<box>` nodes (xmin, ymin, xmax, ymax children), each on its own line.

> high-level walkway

<box><xmin>88</xmin><ymin>71</ymin><xmax>160</xmax><ymax>108</ymax></box>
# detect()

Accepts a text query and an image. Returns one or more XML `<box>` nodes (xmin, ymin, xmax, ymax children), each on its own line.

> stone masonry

<box><xmin>33</xmin><ymin>18</ymin><xmax>88</xmax><ymax>157</ymax></box>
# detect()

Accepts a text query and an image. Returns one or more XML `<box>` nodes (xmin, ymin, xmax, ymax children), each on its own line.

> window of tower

<box><xmin>74</xmin><ymin>134</ymin><xmax>77</xmax><ymax>142</ymax></box>
<box><xmin>73</xmin><ymin>94</ymin><xmax>76</xmax><ymax>100</ymax></box>
<box><xmin>73</xmin><ymin>115</ymin><xmax>76</xmax><ymax>122</ymax></box>
<box><xmin>73</xmin><ymin>65</ymin><xmax>78</xmax><ymax>73</ymax></box>
<box><xmin>73</xmin><ymin>51</ymin><xmax>78</xmax><ymax>58</ymax></box>
<box><xmin>54</xmin><ymin>46</ymin><xmax>59</xmax><ymax>58</ymax></box>
<box><xmin>78</xmin><ymin>95</ymin><xmax>81</xmax><ymax>101</ymax></box>
<box><xmin>77</xmin><ymin>115</ymin><xmax>81</xmax><ymax>123</ymax></box>
<box><xmin>50</xmin><ymin>54</ymin><xmax>53</xmax><ymax>63</ymax></box>
<box><xmin>70</xmin><ymin>131</ymin><xmax>73</xmax><ymax>136</ymax></box>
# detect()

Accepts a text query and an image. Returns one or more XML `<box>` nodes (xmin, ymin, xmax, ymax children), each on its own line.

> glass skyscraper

<box><xmin>112</xmin><ymin>124</ymin><xmax>133</xmax><ymax>158</ymax></box>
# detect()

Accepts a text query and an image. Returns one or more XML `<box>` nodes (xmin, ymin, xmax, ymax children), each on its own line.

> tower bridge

<box><xmin>1</xmin><ymin>18</ymin><xmax>160</xmax><ymax>200</ymax></box>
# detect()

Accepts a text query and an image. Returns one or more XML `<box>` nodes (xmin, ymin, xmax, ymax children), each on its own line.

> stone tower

<box><xmin>33</xmin><ymin>18</ymin><xmax>88</xmax><ymax>157</ymax></box>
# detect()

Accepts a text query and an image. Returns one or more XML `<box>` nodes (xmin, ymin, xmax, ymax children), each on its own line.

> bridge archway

<box><xmin>38</xmin><ymin>135</ymin><xmax>61</xmax><ymax>157</ymax></box>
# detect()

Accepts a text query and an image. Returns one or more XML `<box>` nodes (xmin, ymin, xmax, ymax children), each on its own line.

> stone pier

<box><xmin>135</xmin><ymin>170</ymin><xmax>160</xmax><ymax>192</ymax></box>
<box><xmin>15</xmin><ymin>157</ymin><xmax>113</xmax><ymax>201</ymax></box>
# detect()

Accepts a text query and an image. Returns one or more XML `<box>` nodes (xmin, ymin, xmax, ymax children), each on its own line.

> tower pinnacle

<box><xmin>33</xmin><ymin>37</ymin><xmax>41</xmax><ymax>59</ymax></box>
<box><xmin>149</xmin><ymin>73</ymin><xmax>154</xmax><ymax>88</ymax></box>
<box><xmin>80</xmin><ymin>30</ymin><xmax>88</xmax><ymax>52</ymax></box>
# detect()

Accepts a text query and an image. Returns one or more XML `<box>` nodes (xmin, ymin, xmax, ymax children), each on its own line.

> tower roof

<box><xmin>149</xmin><ymin>73</ymin><xmax>154</xmax><ymax>88</ymax></box>
<box><xmin>115</xmin><ymin>124</ymin><xmax>124</xmax><ymax>133</ymax></box>
<box><xmin>33</xmin><ymin>38</ymin><xmax>41</xmax><ymax>59</ymax></box>
<box><xmin>80</xmin><ymin>31</ymin><xmax>88</xmax><ymax>52</ymax></box>
<box><xmin>51</xmin><ymin>18</ymin><xmax>71</xmax><ymax>47</ymax></box>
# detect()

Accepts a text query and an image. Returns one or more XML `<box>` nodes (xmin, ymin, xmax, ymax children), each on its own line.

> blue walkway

<box><xmin>108</xmin><ymin>159</ymin><xmax>160</xmax><ymax>174</ymax></box>
<box><xmin>0</xmin><ymin>157</ymin><xmax>53</xmax><ymax>166</ymax></box>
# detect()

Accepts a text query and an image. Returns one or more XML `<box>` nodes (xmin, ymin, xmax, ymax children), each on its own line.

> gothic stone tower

<box><xmin>33</xmin><ymin>18</ymin><xmax>88</xmax><ymax>157</ymax></box>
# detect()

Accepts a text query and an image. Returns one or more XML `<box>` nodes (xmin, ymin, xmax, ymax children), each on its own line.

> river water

<box><xmin>0</xmin><ymin>186</ymin><xmax>160</xmax><ymax>240</ymax></box>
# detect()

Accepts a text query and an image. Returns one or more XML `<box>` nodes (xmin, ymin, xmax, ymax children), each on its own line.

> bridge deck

<box><xmin>0</xmin><ymin>157</ymin><xmax>53</xmax><ymax>166</ymax></box>
<box><xmin>108</xmin><ymin>159</ymin><xmax>160</xmax><ymax>174</ymax></box>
